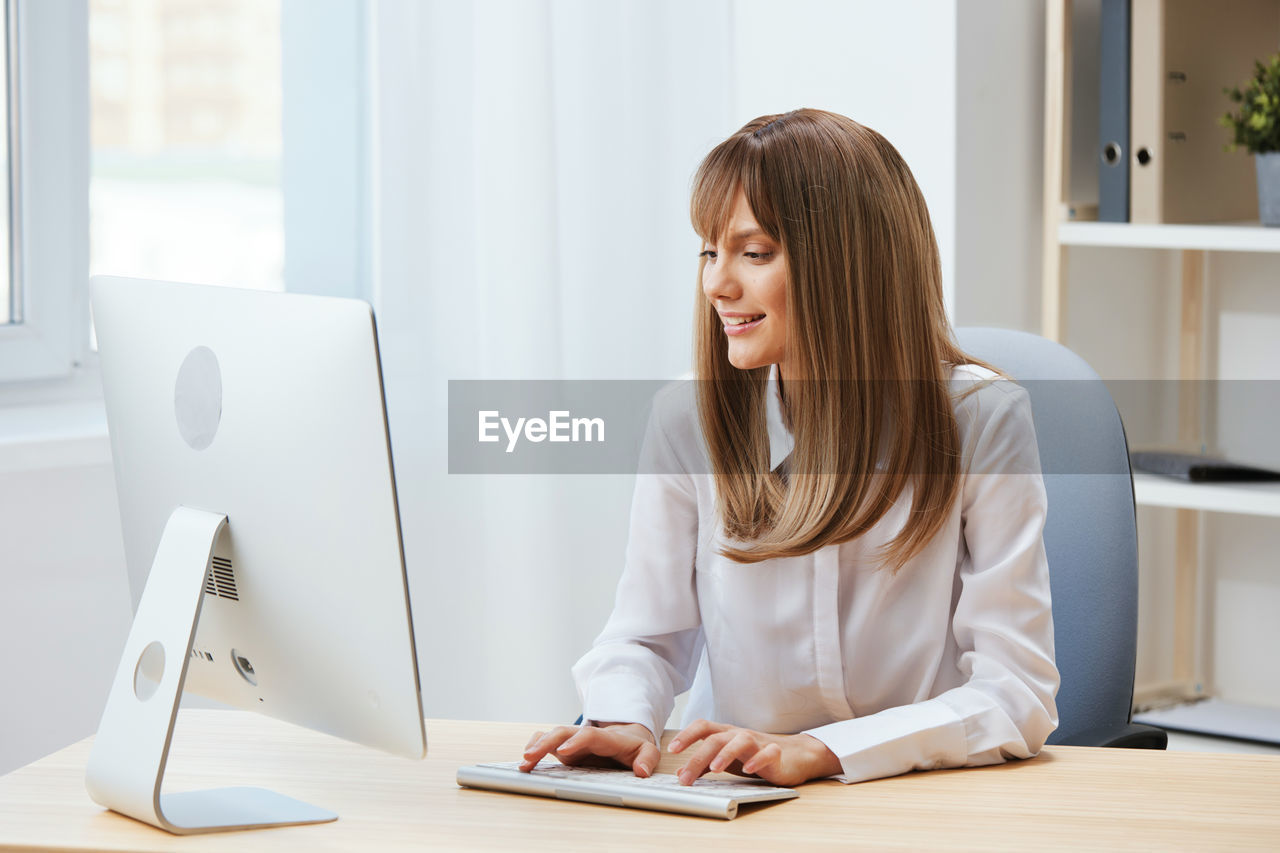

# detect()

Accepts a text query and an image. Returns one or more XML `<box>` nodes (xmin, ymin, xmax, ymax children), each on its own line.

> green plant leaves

<box><xmin>1222</xmin><ymin>51</ymin><xmax>1280</xmax><ymax>154</ymax></box>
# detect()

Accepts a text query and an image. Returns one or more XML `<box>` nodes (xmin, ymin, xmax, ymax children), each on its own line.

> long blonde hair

<box><xmin>692</xmin><ymin>109</ymin><xmax>987</xmax><ymax>569</ymax></box>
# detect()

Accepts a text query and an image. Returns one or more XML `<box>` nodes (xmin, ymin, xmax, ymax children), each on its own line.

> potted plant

<box><xmin>1222</xmin><ymin>52</ymin><xmax>1280</xmax><ymax>226</ymax></box>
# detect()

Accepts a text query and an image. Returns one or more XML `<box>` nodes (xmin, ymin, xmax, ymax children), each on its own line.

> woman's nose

<box><xmin>702</xmin><ymin>262</ymin><xmax>740</xmax><ymax>303</ymax></box>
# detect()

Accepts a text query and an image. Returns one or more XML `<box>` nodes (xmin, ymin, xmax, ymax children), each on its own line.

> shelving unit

<box><xmin>1042</xmin><ymin>0</ymin><xmax>1280</xmax><ymax>740</ymax></box>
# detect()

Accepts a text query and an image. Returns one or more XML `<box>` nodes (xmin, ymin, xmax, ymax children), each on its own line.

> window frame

<box><xmin>0</xmin><ymin>0</ymin><xmax>89</xmax><ymax>384</ymax></box>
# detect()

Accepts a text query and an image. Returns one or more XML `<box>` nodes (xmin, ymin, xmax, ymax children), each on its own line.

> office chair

<box><xmin>956</xmin><ymin>326</ymin><xmax>1166</xmax><ymax>749</ymax></box>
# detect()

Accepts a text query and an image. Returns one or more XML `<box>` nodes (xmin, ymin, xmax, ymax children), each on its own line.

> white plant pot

<box><xmin>1258</xmin><ymin>151</ymin><xmax>1280</xmax><ymax>226</ymax></box>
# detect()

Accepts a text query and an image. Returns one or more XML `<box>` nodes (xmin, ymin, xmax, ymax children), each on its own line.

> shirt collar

<box><xmin>765</xmin><ymin>363</ymin><xmax>793</xmax><ymax>472</ymax></box>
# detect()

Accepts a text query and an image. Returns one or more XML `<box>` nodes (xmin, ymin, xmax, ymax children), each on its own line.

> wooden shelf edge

<box><xmin>1133</xmin><ymin>697</ymin><xmax>1280</xmax><ymax>746</ymax></box>
<box><xmin>1060</xmin><ymin>221</ymin><xmax>1280</xmax><ymax>253</ymax></box>
<box><xmin>1133</xmin><ymin>472</ymin><xmax>1280</xmax><ymax>517</ymax></box>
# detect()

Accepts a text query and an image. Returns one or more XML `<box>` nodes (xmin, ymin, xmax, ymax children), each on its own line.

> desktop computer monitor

<box><xmin>85</xmin><ymin>276</ymin><xmax>425</xmax><ymax>835</ymax></box>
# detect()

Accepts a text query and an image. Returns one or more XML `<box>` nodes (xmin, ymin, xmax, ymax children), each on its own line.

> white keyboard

<box><xmin>456</xmin><ymin>759</ymin><xmax>798</xmax><ymax>820</ymax></box>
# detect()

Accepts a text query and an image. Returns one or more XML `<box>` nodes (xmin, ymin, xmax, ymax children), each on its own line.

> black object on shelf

<box><xmin>1131</xmin><ymin>451</ymin><xmax>1280</xmax><ymax>483</ymax></box>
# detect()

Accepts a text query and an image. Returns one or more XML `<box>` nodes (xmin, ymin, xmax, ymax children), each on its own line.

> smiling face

<box><xmin>700</xmin><ymin>190</ymin><xmax>789</xmax><ymax>377</ymax></box>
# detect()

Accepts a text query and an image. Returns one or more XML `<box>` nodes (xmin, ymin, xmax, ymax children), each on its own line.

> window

<box><xmin>0</xmin><ymin>0</ymin><xmax>366</xmax><ymax>386</ymax></box>
<box><xmin>89</xmin><ymin>0</ymin><xmax>284</xmax><ymax>307</ymax></box>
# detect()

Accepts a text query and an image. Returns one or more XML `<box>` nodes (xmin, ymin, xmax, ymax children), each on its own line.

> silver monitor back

<box><xmin>92</xmin><ymin>275</ymin><xmax>425</xmax><ymax>761</ymax></box>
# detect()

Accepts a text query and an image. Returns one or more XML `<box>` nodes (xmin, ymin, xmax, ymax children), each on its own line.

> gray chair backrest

<box><xmin>955</xmin><ymin>327</ymin><xmax>1137</xmax><ymax>745</ymax></box>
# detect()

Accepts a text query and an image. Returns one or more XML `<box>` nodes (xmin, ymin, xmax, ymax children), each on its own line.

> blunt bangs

<box><xmin>689</xmin><ymin>128</ymin><xmax>783</xmax><ymax>248</ymax></box>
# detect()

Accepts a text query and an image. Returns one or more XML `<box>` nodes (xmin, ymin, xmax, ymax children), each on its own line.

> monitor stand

<box><xmin>84</xmin><ymin>506</ymin><xmax>338</xmax><ymax>834</ymax></box>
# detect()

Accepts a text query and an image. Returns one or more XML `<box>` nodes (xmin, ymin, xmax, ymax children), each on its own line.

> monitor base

<box><xmin>159</xmin><ymin>787</ymin><xmax>336</xmax><ymax>834</ymax></box>
<box><xmin>84</xmin><ymin>506</ymin><xmax>337</xmax><ymax>835</ymax></box>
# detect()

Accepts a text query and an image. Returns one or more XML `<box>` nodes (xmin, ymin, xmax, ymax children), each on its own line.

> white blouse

<box><xmin>571</xmin><ymin>364</ymin><xmax>1060</xmax><ymax>784</ymax></box>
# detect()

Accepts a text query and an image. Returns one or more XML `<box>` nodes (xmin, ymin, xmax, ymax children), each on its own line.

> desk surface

<box><xmin>1</xmin><ymin>710</ymin><xmax>1278</xmax><ymax>851</ymax></box>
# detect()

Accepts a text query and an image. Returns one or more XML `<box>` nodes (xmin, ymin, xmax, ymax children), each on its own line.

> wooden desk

<box><xmin>1</xmin><ymin>710</ymin><xmax>1277</xmax><ymax>850</ymax></box>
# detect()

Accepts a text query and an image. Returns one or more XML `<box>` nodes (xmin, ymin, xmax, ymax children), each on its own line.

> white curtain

<box><xmin>366</xmin><ymin>0</ymin><xmax>959</xmax><ymax>724</ymax></box>
<box><xmin>368</xmin><ymin>0</ymin><xmax>735</xmax><ymax>723</ymax></box>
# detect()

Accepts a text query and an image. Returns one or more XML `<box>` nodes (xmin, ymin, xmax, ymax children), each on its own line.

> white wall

<box><xmin>954</xmin><ymin>0</ymin><xmax>1045</xmax><ymax>330</ymax></box>
<box><xmin>730</xmin><ymin>0</ymin><xmax>958</xmax><ymax>313</ymax></box>
<box><xmin>0</xmin><ymin>461</ymin><xmax>131</xmax><ymax>774</ymax></box>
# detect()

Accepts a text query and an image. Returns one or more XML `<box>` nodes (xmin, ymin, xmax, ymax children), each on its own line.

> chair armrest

<box><xmin>1056</xmin><ymin>722</ymin><xmax>1168</xmax><ymax>749</ymax></box>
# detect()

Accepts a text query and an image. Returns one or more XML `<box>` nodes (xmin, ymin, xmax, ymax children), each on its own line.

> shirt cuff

<box><xmin>804</xmin><ymin>698</ymin><xmax>969</xmax><ymax>784</ymax></box>
<box><xmin>580</xmin><ymin>672</ymin><xmax>663</xmax><ymax>745</ymax></box>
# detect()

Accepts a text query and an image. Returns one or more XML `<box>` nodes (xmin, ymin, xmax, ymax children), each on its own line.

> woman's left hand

<box><xmin>667</xmin><ymin>719</ymin><xmax>842</xmax><ymax>787</ymax></box>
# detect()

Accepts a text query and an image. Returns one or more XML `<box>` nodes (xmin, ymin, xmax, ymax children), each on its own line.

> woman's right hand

<box><xmin>519</xmin><ymin>721</ymin><xmax>660</xmax><ymax>777</ymax></box>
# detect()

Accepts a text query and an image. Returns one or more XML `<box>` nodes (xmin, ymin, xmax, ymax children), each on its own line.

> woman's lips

<box><xmin>723</xmin><ymin>314</ymin><xmax>764</xmax><ymax>335</ymax></box>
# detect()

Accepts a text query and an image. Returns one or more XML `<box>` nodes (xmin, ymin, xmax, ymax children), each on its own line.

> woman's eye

<box><xmin>699</xmin><ymin>248</ymin><xmax>772</xmax><ymax>261</ymax></box>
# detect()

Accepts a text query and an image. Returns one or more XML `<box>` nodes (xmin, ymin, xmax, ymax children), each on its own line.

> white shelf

<box><xmin>1134</xmin><ymin>698</ymin><xmax>1280</xmax><ymax>746</ymax></box>
<box><xmin>1060</xmin><ymin>221</ymin><xmax>1280</xmax><ymax>253</ymax></box>
<box><xmin>1133</xmin><ymin>472</ymin><xmax>1280</xmax><ymax>517</ymax></box>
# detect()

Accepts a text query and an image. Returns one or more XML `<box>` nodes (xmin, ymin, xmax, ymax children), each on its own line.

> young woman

<box><xmin>520</xmin><ymin>109</ymin><xmax>1058</xmax><ymax>786</ymax></box>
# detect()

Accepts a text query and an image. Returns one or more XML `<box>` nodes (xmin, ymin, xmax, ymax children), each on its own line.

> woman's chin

<box><xmin>726</xmin><ymin>350</ymin><xmax>768</xmax><ymax>372</ymax></box>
